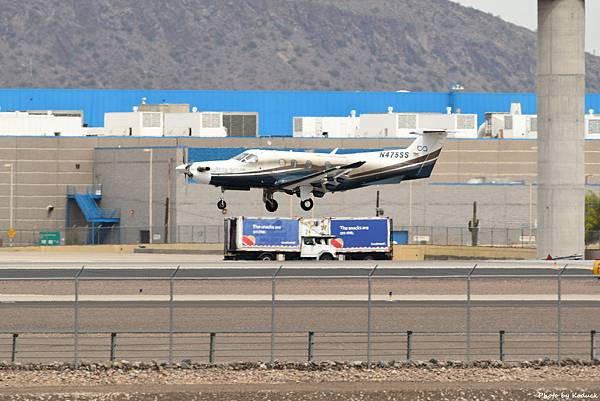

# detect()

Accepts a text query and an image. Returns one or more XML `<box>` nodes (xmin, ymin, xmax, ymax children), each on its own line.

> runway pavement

<box><xmin>0</xmin><ymin>252</ymin><xmax>598</xmax><ymax>363</ymax></box>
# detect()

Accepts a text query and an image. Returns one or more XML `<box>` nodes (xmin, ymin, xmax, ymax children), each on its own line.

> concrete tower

<box><xmin>537</xmin><ymin>0</ymin><xmax>586</xmax><ymax>259</ymax></box>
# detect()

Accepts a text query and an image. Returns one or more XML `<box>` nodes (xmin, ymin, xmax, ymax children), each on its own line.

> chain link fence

<box><xmin>0</xmin><ymin>225</ymin><xmax>223</xmax><ymax>247</ymax></box>
<box><xmin>7</xmin><ymin>224</ymin><xmax>600</xmax><ymax>249</ymax></box>
<box><xmin>398</xmin><ymin>226</ymin><xmax>537</xmax><ymax>248</ymax></box>
<box><xmin>0</xmin><ymin>265</ymin><xmax>597</xmax><ymax>365</ymax></box>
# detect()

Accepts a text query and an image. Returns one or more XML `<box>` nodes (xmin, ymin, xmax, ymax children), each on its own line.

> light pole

<box><xmin>529</xmin><ymin>180</ymin><xmax>533</xmax><ymax>241</ymax></box>
<box><xmin>144</xmin><ymin>149</ymin><xmax>153</xmax><ymax>244</ymax></box>
<box><xmin>3</xmin><ymin>163</ymin><xmax>14</xmax><ymax>247</ymax></box>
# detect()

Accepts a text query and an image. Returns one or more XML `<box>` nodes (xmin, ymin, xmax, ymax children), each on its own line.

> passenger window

<box><xmin>306</xmin><ymin>160</ymin><xmax>313</xmax><ymax>168</ymax></box>
<box><xmin>245</xmin><ymin>154</ymin><xmax>258</xmax><ymax>163</ymax></box>
<box><xmin>279</xmin><ymin>159</ymin><xmax>286</xmax><ymax>166</ymax></box>
<box><xmin>291</xmin><ymin>160</ymin><xmax>298</xmax><ymax>168</ymax></box>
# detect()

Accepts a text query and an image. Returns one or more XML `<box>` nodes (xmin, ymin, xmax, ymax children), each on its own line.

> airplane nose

<box><xmin>176</xmin><ymin>163</ymin><xmax>191</xmax><ymax>172</ymax></box>
<box><xmin>177</xmin><ymin>163</ymin><xmax>212</xmax><ymax>184</ymax></box>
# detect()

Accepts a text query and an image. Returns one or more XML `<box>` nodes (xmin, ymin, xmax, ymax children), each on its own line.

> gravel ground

<box><xmin>0</xmin><ymin>365</ymin><xmax>600</xmax><ymax>400</ymax></box>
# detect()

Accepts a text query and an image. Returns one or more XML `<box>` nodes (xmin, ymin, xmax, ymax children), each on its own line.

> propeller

<box><xmin>176</xmin><ymin>163</ymin><xmax>194</xmax><ymax>178</ymax></box>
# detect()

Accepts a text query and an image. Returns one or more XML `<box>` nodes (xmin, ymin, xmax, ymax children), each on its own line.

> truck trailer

<box><xmin>224</xmin><ymin>216</ymin><xmax>392</xmax><ymax>261</ymax></box>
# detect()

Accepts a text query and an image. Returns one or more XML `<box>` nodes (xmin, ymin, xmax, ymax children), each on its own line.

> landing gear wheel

<box><xmin>265</xmin><ymin>199</ymin><xmax>279</xmax><ymax>213</ymax></box>
<box><xmin>300</xmin><ymin>198</ymin><xmax>314</xmax><ymax>211</ymax></box>
<box><xmin>217</xmin><ymin>199</ymin><xmax>227</xmax><ymax>210</ymax></box>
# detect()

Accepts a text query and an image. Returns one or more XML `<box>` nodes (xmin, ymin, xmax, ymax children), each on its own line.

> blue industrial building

<box><xmin>0</xmin><ymin>88</ymin><xmax>599</xmax><ymax>136</ymax></box>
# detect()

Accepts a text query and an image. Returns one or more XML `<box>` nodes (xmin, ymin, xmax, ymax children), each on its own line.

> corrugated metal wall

<box><xmin>0</xmin><ymin>89</ymin><xmax>599</xmax><ymax>136</ymax></box>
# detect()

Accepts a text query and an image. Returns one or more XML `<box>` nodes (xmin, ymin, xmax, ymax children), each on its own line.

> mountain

<box><xmin>0</xmin><ymin>0</ymin><xmax>599</xmax><ymax>91</ymax></box>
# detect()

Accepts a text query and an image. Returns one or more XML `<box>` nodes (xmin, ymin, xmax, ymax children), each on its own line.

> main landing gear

<box><xmin>300</xmin><ymin>198</ymin><xmax>314</xmax><ymax>211</ymax></box>
<box><xmin>263</xmin><ymin>191</ymin><xmax>279</xmax><ymax>213</ymax></box>
<box><xmin>298</xmin><ymin>186</ymin><xmax>314</xmax><ymax>212</ymax></box>
<box><xmin>265</xmin><ymin>199</ymin><xmax>279</xmax><ymax>213</ymax></box>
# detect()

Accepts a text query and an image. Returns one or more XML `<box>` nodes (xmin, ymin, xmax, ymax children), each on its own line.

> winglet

<box><xmin>330</xmin><ymin>148</ymin><xmax>339</xmax><ymax>155</ymax></box>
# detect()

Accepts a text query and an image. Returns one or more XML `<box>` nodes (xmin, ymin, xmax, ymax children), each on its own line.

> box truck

<box><xmin>224</xmin><ymin>217</ymin><xmax>392</xmax><ymax>261</ymax></box>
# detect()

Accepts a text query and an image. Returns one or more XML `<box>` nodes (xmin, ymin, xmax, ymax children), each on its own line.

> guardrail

<box><xmin>0</xmin><ymin>264</ymin><xmax>597</xmax><ymax>367</ymax></box>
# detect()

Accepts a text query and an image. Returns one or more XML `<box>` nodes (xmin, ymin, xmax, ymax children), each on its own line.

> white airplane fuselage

<box><xmin>177</xmin><ymin>131</ymin><xmax>446</xmax><ymax>211</ymax></box>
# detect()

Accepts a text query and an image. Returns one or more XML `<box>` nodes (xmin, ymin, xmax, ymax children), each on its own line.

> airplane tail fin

<box><xmin>406</xmin><ymin>130</ymin><xmax>447</xmax><ymax>156</ymax></box>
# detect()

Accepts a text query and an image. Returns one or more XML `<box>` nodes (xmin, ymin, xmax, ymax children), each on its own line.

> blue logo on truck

<box><xmin>330</xmin><ymin>219</ymin><xmax>389</xmax><ymax>249</ymax></box>
<box><xmin>241</xmin><ymin>218</ymin><xmax>299</xmax><ymax>247</ymax></box>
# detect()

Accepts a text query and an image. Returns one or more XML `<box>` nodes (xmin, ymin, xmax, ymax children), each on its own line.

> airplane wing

<box><xmin>275</xmin><ymin>161</ymin><xmax>365</xmax><ymax>190</ymax></box>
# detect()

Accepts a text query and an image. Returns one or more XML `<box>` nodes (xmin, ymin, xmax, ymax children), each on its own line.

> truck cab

<box><xmin>300</xmin><ymin>235</ymin><xmax>337</xmax><ymax>260</ymax></box>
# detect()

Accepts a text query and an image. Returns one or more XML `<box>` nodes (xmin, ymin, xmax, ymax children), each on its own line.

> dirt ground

<box><xmin>1</xmin><ymin>367</ymin><xmax>600</xmax><ymax>401</ymax></box>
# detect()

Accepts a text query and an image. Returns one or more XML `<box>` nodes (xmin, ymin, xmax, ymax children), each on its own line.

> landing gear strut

<box><xmin>217</xmin><ymin>188</ymin><xmax>227</xmax><ymax>213</ymax></box>
<box><xmin>300</xmin><ymin>198</ymin><xmax>314</xmax><ymax>211</ymax></box>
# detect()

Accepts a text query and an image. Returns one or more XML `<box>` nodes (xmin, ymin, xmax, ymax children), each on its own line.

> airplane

<box><xmin>176</xmin><ymin>130</ymin><xmax>447</xmax><ymax>212</ymax></box>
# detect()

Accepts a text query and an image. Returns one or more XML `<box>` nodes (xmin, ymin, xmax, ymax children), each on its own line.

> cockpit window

<box><xmin>232</xmin><ymin>152</ymin><xmax>249</xmax><ymax>161</ymax></box>
<box><xmin>232</xmin><ymin>152</ymin><xmax>258</xmax><ymax>163</ymax></box>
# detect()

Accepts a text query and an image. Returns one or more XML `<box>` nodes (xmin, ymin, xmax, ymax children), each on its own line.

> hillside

<box><xmin>0</xmin><ymin>0</ymin><xmax>598</xmax><ymax>91</ymax></box>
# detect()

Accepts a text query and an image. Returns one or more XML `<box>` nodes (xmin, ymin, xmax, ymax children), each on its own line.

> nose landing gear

<box><xmin>217</xmin><ymin>188</ymin><xmax>227</xmax><ymax>214</ymax></box>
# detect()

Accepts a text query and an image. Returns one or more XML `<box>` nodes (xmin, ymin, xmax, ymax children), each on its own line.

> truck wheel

<box><xmin>319</xmin><ymin>253</ymin><xmax>334</xmax><ymax>261</ymax></box>
<box><xmin>258</xmin><ymin>252</ymin><xmax>276</xmax><ymax>261</ymax></box>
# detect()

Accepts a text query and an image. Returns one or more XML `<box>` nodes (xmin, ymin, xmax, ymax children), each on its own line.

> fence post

<box><xmin>521</xmin><ymin>228</ymin><xmax>524</xmax><ymax>248</ymax></box>
<box><xmin>406</xmin><ymin>331</ymin><xmax>412</xmax><ymax>361</ymax></box>
<box><xmin>308</xmin><ymin>331</ymin><xmax>314</xmax><ymax>362</ymax></box>
<box><xmin>169</xmin><ymin>266</ymin><xmax>180</xmax><ymax>364</ymax></box>
<box><xmin>367</xmin><ymin>265</ymin><xmax>378</xmax><ymax>367</ymax></box>
<box><xmin>499</xmin><ymin>330</ymin><xmax>505</xmax><ymax>362</ymax></box>
<box><xmin>110</xmin><ymin>333</ymin><xmax>117</xmax><ymax>361</ymax></box>
<box><xmin>466</xmin><ymin>264</ymin><xmax>477</xmax><ymax>362</ymax></box>
<box><xmin>11</xmin><ymin>334</ymin><xmax>18</xmax><ymax>363</ymax></box>
<box><xmin>557</xmin><ymin>264</ymin><xmax>567</xmax><ymax>364</ymax></box>
<box><xmin>209</xmin><ymin>333</ymin><xmax>216</xmax><ymax>364</ymax></box>
<box><xmin>271</xmin><ymin>265</ymin><xmax>283</xmax><ymax>364</ymax></box>
<box><xmin>74</xmin><ymin>266</ymin><xmax>84</xmax><ymax>369</ymax></box>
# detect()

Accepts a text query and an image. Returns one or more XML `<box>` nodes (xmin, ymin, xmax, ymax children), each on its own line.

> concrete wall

<box><xmin>94</xmin><ymin>147</ymin><xmax>179</xmax><ymax>244</ymax></box>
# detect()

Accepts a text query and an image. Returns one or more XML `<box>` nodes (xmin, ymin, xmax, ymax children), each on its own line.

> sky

<box><xmin>452</xmin><ymin>0</ymin><xmax>600</xmax><ymax>55</ymax></box>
